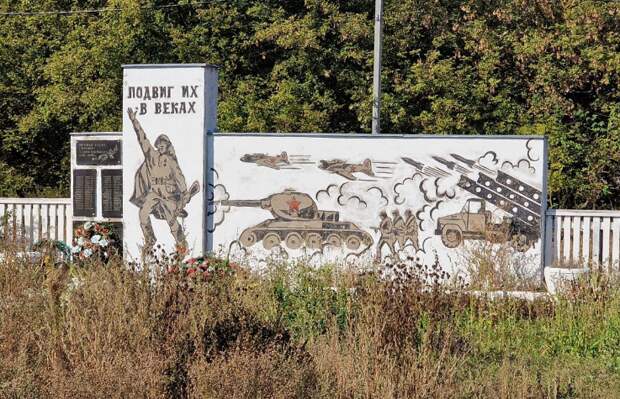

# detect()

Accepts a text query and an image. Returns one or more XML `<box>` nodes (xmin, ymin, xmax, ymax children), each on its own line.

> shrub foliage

<box><xmin>0</xmin><ymin>1</ymin><xmax>619</xmax><ymax>208</ymax></box>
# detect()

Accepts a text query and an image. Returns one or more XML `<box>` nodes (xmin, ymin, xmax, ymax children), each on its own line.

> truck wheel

<box><xmin>486</xmin><ymin>230</ymin><xmax>506</xmax><ymax>244</ymax></box>
<box><xmin>511</xmin><ymin>233</ymin><xmax>530</xmax><ymax>252</ymax></box>
<box><xmin>441</xmin><ymin>226</ymin><xmax>462</xmax><ymax>248</ymax></box>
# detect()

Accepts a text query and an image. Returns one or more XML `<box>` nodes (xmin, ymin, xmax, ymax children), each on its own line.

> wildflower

<box><xmin>83</xmin><ymin>248</ymin><xmax>93</xmax><ymax>258</ymax></box>
<box><xmin>99</xmin><ymin>238</ymin><xmax>109</xmax><ymax>247</ymax></box>
<box><xmin>84</xmin><ymin>222</ymin><xmax>94</xmax><ymax>229</ymax></box>
<box><xmin>77</xmin><ymin>237</ymin><xmax>85</xmax><ymax>246</ymax></box>
<box><xmin>176</xmin><ymin>244</ymin><xmax>188</xmax><ymax>255</ymax></box>
<box><xmin>91</xmin><ymin>235</ymin><xmax>101</xmax><ymax>244</ymax></box>
<box><xmin>71</xmin><ymin>245</ymin><xmax>81</xmax><ymax>254</ymax></box>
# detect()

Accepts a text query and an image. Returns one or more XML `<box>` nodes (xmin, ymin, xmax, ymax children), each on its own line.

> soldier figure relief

<box><xmin>127</xmin><ymin>108</ymin><xmax>200</xmax><ymax>252</ymax></box>
<box><xmin>375</xmin><ymin>209</ymin><xmax>420</xmax><ymax>261</ymax></box>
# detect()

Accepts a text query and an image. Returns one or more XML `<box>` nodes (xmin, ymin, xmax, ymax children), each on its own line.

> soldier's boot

<box><xmin>374</xmin><ymin>242</ymin><xmax>385</xmax><ymax>263</ymax></box>
<box><xmin>141</xmin><ymin>220</ymin><xmax>156</xmax><ymax>255</ymax></box>
<box><xmin>169</xmin><ymin>219</ymin><xmax>187</xmax><ymax>254</ymax></box>
<box><xmin>410</xmin><ymin>235</ymin><xmax>419</xmax><ymax>251</ymax></box>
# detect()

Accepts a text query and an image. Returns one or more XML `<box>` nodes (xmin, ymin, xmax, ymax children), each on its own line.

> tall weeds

<box><xmin>1</xmin><ymin>252</ymin><xmax>620</xmax><ymax>398</ymax></box>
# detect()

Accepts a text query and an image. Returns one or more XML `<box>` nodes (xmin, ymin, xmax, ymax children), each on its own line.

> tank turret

<box><xmin>221</xmin><ymin>191</ymin><xmax>319</xmax><ymax>221</ymax></box>
<box><xmin>220</xmin><ymin>190</ymin><xmax>373</xmax><ymax>251</ymax></box>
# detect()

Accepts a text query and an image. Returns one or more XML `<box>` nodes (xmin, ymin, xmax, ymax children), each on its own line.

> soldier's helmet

<box><xmin>404</xmin><ymin>209</ymin><xmax>412</xmax><ymax>217</ymax></box>
<box><xmin>154</xmin><ymin>134</ymin><xmax>177</xmax><ymax>159</ymax></box>
<box><xmin>379</xmin><ymin>210</ymin><xmax>388</xmax><ymax>218</ymax></box>
<box><xmin>392</xmin><ymin>209</ymin><xmax>400</xmax><ymax>216</ymax></box>
<box><xmin>155</xmin><ymin>134</ymin><xmax>172</xmax><ymax>148</ymax></box>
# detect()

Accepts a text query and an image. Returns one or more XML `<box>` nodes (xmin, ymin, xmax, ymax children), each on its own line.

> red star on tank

<box><xmin>287</xmin><ymin>196</ymin><xmax>301</xmax><ymax>215</ymax></box>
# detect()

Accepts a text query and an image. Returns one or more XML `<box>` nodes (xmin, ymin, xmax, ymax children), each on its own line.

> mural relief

<box><xmin>127</xmin><ymin>108</ymin><xmax>200</xmax><ymax>252</ymax></box>
<box><xmin>241</xmin><ymin>152</ymin><xmax>289</xmax><ymax>169</ymax></box>
<box><xmin>240</xmin><ymin>151</ymin><xmax>314</xmax><ymax>170</ymax></box>
<box><xmin>217</xmin><ymin>190</ymin><xmax>373</xmax><ymax>252</ymax></box>
<box><xmin>208</xmin><ymin>136</ymin><xmax>545</xmax><ymax>274</ymax></box>
<box><xmin>318</xmin><ymin>159</ymin><xmax>374</xmax><ymax>180</ymax></box>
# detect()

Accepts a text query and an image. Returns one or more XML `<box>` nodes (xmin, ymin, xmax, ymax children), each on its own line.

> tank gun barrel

<box><xmin>220</xmin><ymin>200</ymin><xmax>264</xmax><ymax>207</ymax></box>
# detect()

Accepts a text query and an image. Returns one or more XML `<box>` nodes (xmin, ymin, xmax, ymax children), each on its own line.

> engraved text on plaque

<box><xmin>73</xmin><ymin>169</ymin><xmax>97</xmax><ymax>217</ymax></box>
<box><xmin>76</xmin><ymin>140</ymin><xmax>122</xmax><ymax>165</ymax></box>
<box><xmin>101</xmin><ymin>169</ymin><xmax>123</xmax><ymax>218</ymax></box>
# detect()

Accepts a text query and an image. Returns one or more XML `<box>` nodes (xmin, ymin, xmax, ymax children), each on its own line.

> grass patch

<box><xmin>1</xmin><ymin>251</ymin><xmax>620</xmax><ymax>398</ymax></box>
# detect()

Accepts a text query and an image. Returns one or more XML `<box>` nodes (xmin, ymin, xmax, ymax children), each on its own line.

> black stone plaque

<box><xmin>76</xmin><ymin>140</ymin><xmax>121</xmax><ymax>165</ymax></box>
<box><xmin>73</xmin><ymin>169</ymin><xmax>97</xmax><ymax>217</ymax></box>
<box><xmin>101</xmin><ymin>169</ymin><xmax>123</xmax><ymax>218</ymax></box>
<box><xmin>110</xmin><ymin>222</ymin><xmax>123</xmax><ymax>245</ymax></box>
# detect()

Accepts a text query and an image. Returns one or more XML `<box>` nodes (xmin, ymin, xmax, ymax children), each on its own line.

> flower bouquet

<box><xmin>71</xmin><ymin>222</ymin><xmax>120</xmax><ymax>263</ymax></box>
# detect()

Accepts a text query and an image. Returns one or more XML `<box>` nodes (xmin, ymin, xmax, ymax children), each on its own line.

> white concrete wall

<box><xmin>207</xmin><ymin>134</ymin><xmax>547</xmax><ymax>277</ymax></box>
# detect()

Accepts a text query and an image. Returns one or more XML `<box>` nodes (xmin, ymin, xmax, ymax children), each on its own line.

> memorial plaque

<box><xmin>101</xmin><ymin>169</ymin><xmax>123</xmax><ymax>218</ymax></box>
<box><xmin>76</xmin><ymin>140</ymin><xmax>121</xmax><ymax>165</ymax></box>
<box><xmin>73</xmin><ymin>169</ymin><xmax>97</xmax><ymax>217</ymax></box>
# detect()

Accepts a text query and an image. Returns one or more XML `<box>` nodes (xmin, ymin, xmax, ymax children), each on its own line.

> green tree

<box><xmin>0</xmin><ymin>0</ymin><xmax>618</xmax><ymax>209</ymax></box>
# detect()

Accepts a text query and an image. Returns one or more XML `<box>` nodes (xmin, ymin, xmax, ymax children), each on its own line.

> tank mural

<box><xmin>219</xmin><ymin>191</ymin><xmax>373</xmax><ymax>252</ymax></box>
<box><xmin>207</xmin><ymin>135</ymin><xmax>547</xmax><ymax>277</ymax></box>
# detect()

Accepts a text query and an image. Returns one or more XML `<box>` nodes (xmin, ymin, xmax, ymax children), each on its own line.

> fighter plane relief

<box><xmin>122</xmin><ymin>64</ymin><xmax>218</xmax><ymax>260</ymax></box>
<box><xmin>318</xmin><ymin>158</ymin><xmax>375</xmax><ymax>180</ymax></box>
<box><xmin>207</xmin><ymin>135</ymin><xmax>547</xmax><ymax>278</ymax></box>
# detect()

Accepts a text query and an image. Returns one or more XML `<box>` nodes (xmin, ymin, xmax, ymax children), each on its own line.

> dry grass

<box><xmin>1</xmin><ymin>247</ymin><xmax>620</xmax><ymax>398</ymax></box>
<box><xmin>461</xmin><ymin>241</ymin><xmax>542</xmax><ymax>291</ymax></box>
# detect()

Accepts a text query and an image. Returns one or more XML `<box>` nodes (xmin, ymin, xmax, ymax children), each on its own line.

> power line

<box><xmin>0</xmin><ymin>2</ymin><xmax>211</xmax><ymax>17</ymax></box>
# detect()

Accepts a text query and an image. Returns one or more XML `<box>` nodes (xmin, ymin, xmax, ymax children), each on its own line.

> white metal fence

<box><xmin>545</xmin><ymin>209</ymin><xmax>620</xmax><ymax>269</ymax></box>
<box><xmin>1</xmin><ymin>197</ymin><xmax>619</xmax><ymax>268</ymax></box>
<box><xmin>0</xmin><ymin>198</ymin><xmax>72</xmax><ymax>248</ymax></box>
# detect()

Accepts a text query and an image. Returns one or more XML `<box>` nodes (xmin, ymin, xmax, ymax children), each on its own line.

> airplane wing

<box><xmin>333</xmin><ymin>170</ymin><xmax>357</xmax><ymax>180</ymax></box>
<box><xmin>256</xmin><ymin>159</ymin><xmax>280</xmax><ymax>170</ymax></box>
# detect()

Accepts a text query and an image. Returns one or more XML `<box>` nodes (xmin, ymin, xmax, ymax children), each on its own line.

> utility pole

<box><xmin>371</xmin><ymin>0</ymin><xmax>384</xmax><ymax>135</ymax></box>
